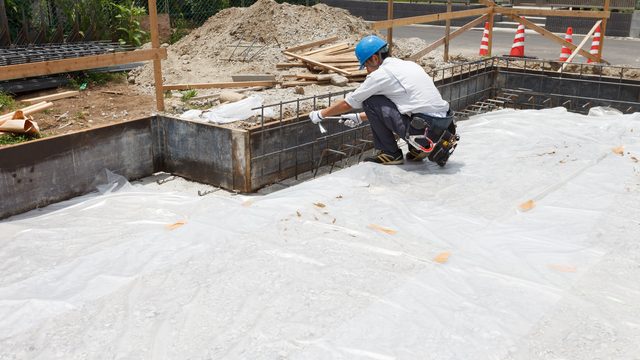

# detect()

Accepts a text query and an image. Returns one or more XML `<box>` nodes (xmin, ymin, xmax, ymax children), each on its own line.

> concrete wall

<box><xmin>0</xmin><ymin>118</ymin><xmax>157</xmax><ymax>219</ymax></box>
<box><xmin>631</xmin><ymin>11</ymin><xmax>640</xmax><ymax>38</ymax></box>
<box><xmin>546</xmin><ymin>13</ymin><xmax>633</xmax><ymax>37</ymax></box>
<box><xmin>155</xmin><ymin>116</ymin><xmax>247</xmax><ymax>191</ymax></box>
<box><xmin>496</xmin><ymin>68</ymin><xmax>640</xmax><ymax>112</ymax></box>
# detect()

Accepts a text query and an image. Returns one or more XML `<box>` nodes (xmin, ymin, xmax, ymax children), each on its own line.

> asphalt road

<box><xmin>381</xmin><ymin>25</ymin><xmax>640</xmax><ymax>66</ymax></box>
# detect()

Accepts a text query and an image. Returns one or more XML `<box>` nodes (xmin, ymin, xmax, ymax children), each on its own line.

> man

<box><xmin>309</xmin><ymin>35</ymin><xmax>456</xmax><ymax>165</ymax></box>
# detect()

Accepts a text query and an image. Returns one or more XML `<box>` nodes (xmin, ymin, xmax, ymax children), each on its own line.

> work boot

<box><xmin>364</xmin><ymin>150</ymin><xmax>404</xmax><ymax>165</ymax></box>
<box><xmin>406</xmin><ymin>145</ymin><xmax>428</xmax><ymax>162</ymax></box>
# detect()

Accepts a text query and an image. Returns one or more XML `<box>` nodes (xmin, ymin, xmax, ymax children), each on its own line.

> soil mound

<box><xmin>132</xmin><ymin>0</ymin><xmax>374</xmax><ymax>89</ymax></box>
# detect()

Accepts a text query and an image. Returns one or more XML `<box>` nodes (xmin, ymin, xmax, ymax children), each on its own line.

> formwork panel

<box><xmin>0</xmin><ymin>118</ymin><xmax>156</xmax><ymax>219</ymax></box>
<box><xmin>157</xmin><ymin>116</ymin><xmax>239</xmax><ymax>190</ymax></box>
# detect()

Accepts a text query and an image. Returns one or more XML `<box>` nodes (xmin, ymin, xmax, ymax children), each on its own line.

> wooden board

<box><xmin>410</xmin><ymin>14</ymin><xmax>488</xmax><ymax>60</ymax></box>
<box><xmin>303</xmin><ymin>43</ymin><xmax>350</xmax><ymax>57</ymax></box>
<box><xmin>282</xmin><ymin>51</ymin><xmax>352</xmax><ymax>76</ymax></box>
<box><xmin>231</xmin><ymin>74</ymin><xmax>276</xmax><ymax>82</ymax></box>
<box><xmin>163</xmin><ymin>80</ymin><xmax>277</xmax><ymax>91</ymax></box>
<box><xmin>373</xmin><ymin>7</ymin><xmax>489</xmax><ymax>30</ymax></box>
<box><xmin>308</xmin><ymin>55</ymin><xmax>358</xmax><ymax>63</ymax></box>
<box><xmin>283</xmin><ymin>36</ymin><xmax>339</xmax><ymax>53</ymax></box>
<box><xmin>0</xmin><ymin>48</ymin><xmax>167</xmax><ymax>82</ymax></box>
<box><xmin>21</xmin><ymin>91</ymin><xmax>79</xmax><ymax>105</ymax></box>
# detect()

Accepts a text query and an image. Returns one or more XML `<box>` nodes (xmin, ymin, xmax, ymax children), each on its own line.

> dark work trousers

<box><xmin>362</xmin><ymin>95</ymin><xmax>411</xmax><ymax>155</ymax></box>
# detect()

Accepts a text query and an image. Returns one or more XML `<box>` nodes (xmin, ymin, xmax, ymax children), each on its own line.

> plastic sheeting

<box><xmin>1</xmin><ymin>107</ymin><xmax>639</xmax><ymax>359</ymax></box>
<box><xmin>180</xmin><ymin>95</ymin><xmax>275</xmax><ymax>124</ymax></box>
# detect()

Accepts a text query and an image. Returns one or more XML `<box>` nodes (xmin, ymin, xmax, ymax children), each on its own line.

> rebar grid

<box><xmin>0</xmin><ymin>41</ymin><xmax>132</xmax><ymax>66</ymax></box>
<box><xmin>247</xmin><ymin>57</ymin><xmax>640</xmax><ymax>182</ymax></box>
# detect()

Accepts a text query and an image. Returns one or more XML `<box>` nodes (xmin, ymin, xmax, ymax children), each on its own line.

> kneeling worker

<box><xmin>309</xmin><ymin>35</ymin><xmax>457</xmax><ymax>166</ymax></box>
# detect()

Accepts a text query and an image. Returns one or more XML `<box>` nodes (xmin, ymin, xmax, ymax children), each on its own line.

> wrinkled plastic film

<box><xmin>1</xmin><ymin>107</ymin><xmax>639</xmax><ymax>359</ymax></box>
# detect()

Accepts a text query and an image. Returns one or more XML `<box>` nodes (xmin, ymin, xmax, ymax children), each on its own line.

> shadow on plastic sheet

<box><xmin>399</xmin><ymin>159</ymin><xmax>464</xmax><ymax>176</ymax></box>
<box><xmin>1</xmin><ymin>169</ymin><xmax>129</xmax><ymax>223</ymax></box>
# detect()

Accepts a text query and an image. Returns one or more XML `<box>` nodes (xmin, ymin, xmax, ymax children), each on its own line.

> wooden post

<box><xmin>148</xmin><ymin>0</ymin><xmax>165</xmax><ymax>112</ymax></box>
<box><xmin>387</xmin><ymin>0</ymin><xmax>394</xmax><ymax>55</ymax></box>
<box><xmin>487</xmin><ymin>6</ymin><xmax>494</xmax><ymax>57</ymax></box>
<box><xmin>444</xmin><ymin>0</ymin><xmax>452</xmax><ymax>61</ymax></box>
<box><xmin>599</xmin><ymin>0</ymin><xmax>609</xmax><ymax>63</ymax></box>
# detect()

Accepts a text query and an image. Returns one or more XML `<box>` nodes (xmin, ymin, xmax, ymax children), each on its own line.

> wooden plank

<box><xmin>283</xmin><ymin>36</ymin><xmax>339</xmax><ymax>53</ymax></box>
<box><xmin>282</xmin><ymin>51</ymin><xmax>352</xmax><ymax>76</ymax></box>
<box><xmin>302</xmin><ymin>43</ymin><xmax>349</xmax><ymax>56</ymax></box>
<box><xmin>21</xmin><ymin>90</ymin><xmax>79</xmax><ymax>105</ymax></box>
<box><xmin>499</xmin><ymin>8</ymin><xmax>609</xmax><ymax>18</ymax></box>
<box><xmin>410</xmin><ymin>14</ymin><xmax>487</xmax><ymax>60</ymax></box>
<box><xmin>0</xmin><ymin>48</ymin><xmax>167</xmax><ymax>82</ymax></box>
<box><xmin>163</xmin><ymin>81</ymin><xmax>277</xmax><ymax>91</ymax></box>
<box><xmin>0</xmin><ymin>102</ymin><xmax>53</xmax><ymax>123</ymax></box>
<box><xmin>506</xmin><ymin>15</ymin><xmax>608</xmax><ymax>64</ymax></box>
<box><xmin>372</xmin><ymin>7</ymin><xmax>489</xmax><ymax>30</ymax></box>
<box><xmin>599</xmin><ymin>0</ymin><xmax>609</xmax><ymax>62</ymax></box>
<box><xmin>328</xmin><ymin>47</ymin><xmax>356</xmax><ymax>55</ymax></box>
<box><xmin>444</xmin><ymin>0</ymin><xmax>452</xmax><ymax>61</ymax></box>
<box><xmin>558</xmin><ymin>20</ymin><xmax>602</xmax><ymax>72</ymax></box>
<box><xmin>231</xmin><ymin>74</ymin><xmax>276</xmax><ymax>82</ymax></box>
<box><xmin>329</xmin><ymin>62</ymin><xmax>361</xmax><ymax>67</ymax></box>
<box><xmin>148</xmin><ymin>0</ymin><xmax>165</xmax><ymax>111</ymax></box>
<box><xmin>487</xmin><ymin>8</ymin><xmax>495</xmax><ymax>57</ymax></box>
<box><xmin>308</xmin><ymin>55</ymin><xmax>358</xmax><ymax>63</ymax></box>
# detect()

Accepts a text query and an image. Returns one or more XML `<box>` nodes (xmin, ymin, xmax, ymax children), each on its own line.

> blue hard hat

<box><xmin>355</xmin><ymin>35</ymin><xmax>388</xmax><ymax>69</ymax></box>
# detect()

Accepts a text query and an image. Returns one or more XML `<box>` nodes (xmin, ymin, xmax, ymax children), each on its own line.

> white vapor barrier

<box><xmin>1</xmin><ymin>107</ymin><xmax>640</xmax><ymax>359</ymax></box>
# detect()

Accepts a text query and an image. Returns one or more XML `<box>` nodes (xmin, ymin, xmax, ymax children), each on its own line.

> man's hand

<box><xmin>340</xmin><ymin>113</ymin><xmax>362</xmax><ymax>128</ymax></box>
<box><xmin>309</xmin><ymin>110</ymin><xmax>324</xmax><ymax>124</ymax></box>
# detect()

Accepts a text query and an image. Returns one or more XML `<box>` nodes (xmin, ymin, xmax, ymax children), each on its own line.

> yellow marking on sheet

<box><xmin>166</xmin><ymin>220</ymin><xmax>187</xmax><ymax>230</ymax></box>
<box><xmin>612</xmin><ymin>146</ymin><xmax>624</xmax><ymax>155</ymax></box>
<box><xmin>548</xmin><ymin>264</ymin><xmax>577</xmax><ymax>273</ymax></box>
<box><xmin>518</xmin><ymin>199</ymin><xmax>536</xmax><ymax>212</ymax></box>
<box><xmin>433</xmin><ymin>252</ymin><xmax>451</xmax><ymax>264</ymax></box>
<box><xmin>367</xmin><ymin>224</ymin><xmax>397</xmax><ymax>235</ymax></box>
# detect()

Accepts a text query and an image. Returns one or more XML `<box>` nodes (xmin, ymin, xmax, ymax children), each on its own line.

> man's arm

<box><xmin>317</xmin><ymin>99</ymin><xmax>367</xmax><ymax>120</ymax></box>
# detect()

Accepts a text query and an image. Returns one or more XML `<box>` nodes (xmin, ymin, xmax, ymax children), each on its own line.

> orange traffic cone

<box><xmin>559</xmin><ymin>27</ymin><xmax>573</xmax><ymax>62</ymax></box>
<box><xmin>509</xmin><ymin>21</ymin><xmax>525</xmax><ymax>57</ymax></box>
<box><xmin>587</xmin><ymin>25</ymin><xmax>601</xmax><ymax>63</ymax></box>
<box><xmin>479</xmin><ymin>22</ymin><xmax>490</xmax><ymax>56</ymax></box>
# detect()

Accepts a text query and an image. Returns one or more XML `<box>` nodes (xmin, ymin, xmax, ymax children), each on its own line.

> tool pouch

<box><xmin>407</xmin><ymin>110</ymin><xmax>459</xmax><ymax>166</ymax></box>
<box><xmin>427</xmin><ymin>129</ymin><xmax>460</xmax><ymax>167</ymax></box>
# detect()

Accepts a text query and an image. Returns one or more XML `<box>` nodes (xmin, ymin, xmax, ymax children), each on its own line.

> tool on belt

<box><xmin>407</xmin><ymin>112</ymin><xmax>459</xmax><ymax>167</ymax></box>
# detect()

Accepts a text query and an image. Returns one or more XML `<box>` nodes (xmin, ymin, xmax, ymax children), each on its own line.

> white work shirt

<box><xmin>345</xmin><ymin>57</ymin><xmax>449</xmax><ymax>117</ymax></box>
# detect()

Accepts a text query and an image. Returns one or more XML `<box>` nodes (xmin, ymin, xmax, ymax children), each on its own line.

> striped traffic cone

<box><xmin>509</xmin><ymin>21</ymin><xmax>525</xmax><ymax>57</ymax></box>
<box><xmin>587</xmin><ymin>25</ymin><xmax>601</xmax><ymax>63</ymax></box>
<box><xmin>559</xmin><ymin>26</ymin><xmax>573</xmax><ymax>62</ymax></box>
<box><xmin>479</xmin><ymin>22</ymin><xmax>490</xmax><ymax>56</ymax></box>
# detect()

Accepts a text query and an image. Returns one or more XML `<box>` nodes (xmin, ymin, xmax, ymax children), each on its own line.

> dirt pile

<box><xmin>131</xmin><ymin>0</ymin><xmax>375</xmax><ymax>90</ymax></box>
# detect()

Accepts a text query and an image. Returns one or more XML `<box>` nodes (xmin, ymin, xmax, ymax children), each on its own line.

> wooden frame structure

<box><xmin>377</xmin><ymin>0</ymin><xmax>611</xmax><ymax>64</ymax></box>
<box><xmin>0</xmin><ymin>0</ymin><xmax>168</xmax><ymax>111</ymax></box>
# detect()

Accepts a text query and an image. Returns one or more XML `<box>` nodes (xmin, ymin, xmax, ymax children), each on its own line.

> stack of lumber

<box><xmin>279</xmin><ymin>36</ymin><xmax>368</xmax><ymax>87</ymax></box>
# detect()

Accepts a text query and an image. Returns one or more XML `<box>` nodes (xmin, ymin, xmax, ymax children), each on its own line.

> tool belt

<box><xmin>405</xmin><ymin>110</ymin><xmax>460</xmax><ymax>167</ymax></box>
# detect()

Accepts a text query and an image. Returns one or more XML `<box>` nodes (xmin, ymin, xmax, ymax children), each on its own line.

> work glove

<box><xmin>309</xmin><ymin>110</ymin><xmax>324</xmax><ymax>124</ymax></box>
<box><xmin>340</xmin><ymin>113</ymin><xmax>362</xmax><ymax>128</ymax></box>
